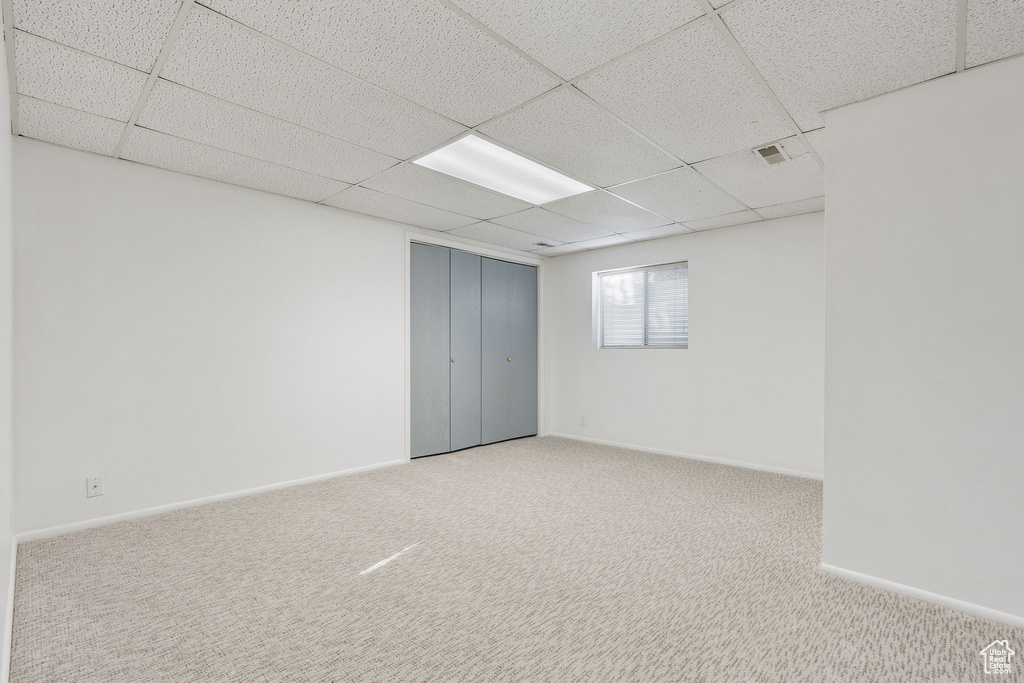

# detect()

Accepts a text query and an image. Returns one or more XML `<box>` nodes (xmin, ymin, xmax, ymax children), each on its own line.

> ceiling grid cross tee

<box><xmin>113</xmin><ymin>0</ymin><xmax>196</xmax><ymax>159</ymax></box>
<box><xmin>4</xmin><ymin>0</ymin><xmax>1022</xmax><ymax>255</ymax></box>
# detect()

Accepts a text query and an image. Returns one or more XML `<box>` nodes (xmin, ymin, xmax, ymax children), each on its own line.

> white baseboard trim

<box><xmin>544</xmin><ymin>433</ymin><xmax>823</xmax><ymax>481</ymax></box>
<box><xmin>2</xmin><ymin>538</ymin><xmax>16</xmax><ymax>683</ymax></box>
<box><xmin>15</xmin><ymin>458</ymin><xmax>408</xmax><ymax>544</ymax></box>
<box><xmin>820</xmin><ymin>562</ymin><xmax>1024</xmax><ymax>629</ymax></box>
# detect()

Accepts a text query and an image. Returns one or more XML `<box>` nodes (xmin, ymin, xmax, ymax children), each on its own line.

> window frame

<box><xmin>596</xmin><ymin>261</ymin><xmax>688</xmax><ymax>350</ymax></box>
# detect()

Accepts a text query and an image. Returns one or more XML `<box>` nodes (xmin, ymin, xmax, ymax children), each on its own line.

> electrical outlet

<box><xmin>580</xmin><ymin>416</ymin><xmax>587</xmax><ymax>426</ymax></box>
<box><xmin>86</xmin><ymin>476</ymin><xmax>104</xmax><ymax>498</ymax></box>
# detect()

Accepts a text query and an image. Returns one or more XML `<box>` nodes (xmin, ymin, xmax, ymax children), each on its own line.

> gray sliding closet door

<box><xmin>481</xmin><ymin>258</ymin><xmax>512</xmax><ymax>444</ymax></box>
<box><xmin>510</xmin><ymin>263</ymin><xmax>538</xmax><ymax>439</ymax></box>
<box><xmin>449</xmin><ymin>250</ymin><xmax>482</xmax><ymax>451</ymax></box>
<box><xmin>410</xmin><ymin>243</ymin><xmax>450</xmax><ymax>458</ymax></box>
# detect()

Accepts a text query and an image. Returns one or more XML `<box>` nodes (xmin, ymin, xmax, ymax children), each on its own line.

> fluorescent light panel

<box><xmin>412</xmin><ymin>134</ymin><xmax>593</xmax><ymax>205</ymax></box>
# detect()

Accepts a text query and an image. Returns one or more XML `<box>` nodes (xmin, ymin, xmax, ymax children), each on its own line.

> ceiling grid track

<box><xmin>427</xmin><ymin>0</ymin><xmax>766</xmax><ymax>229</ymax></box>
<box><xmin>113</xmin><ymin>0</ymin><xmax>193</xmax><ymax>159</ymax></box>
<box><xmin>5</xmin><ymin>24</ymin><xmax>406</xmax><ymax>167</ymax></box>
<box><xmin>2</xmin><ymin>0</ymin><xmax>18</xmax><ymax>135</ymax></box>
<box><xmin>956</xmin><ymin>0</ymin><xmax>968</xmax><ymax>72</ymax></box>
<box><xmin>13</xmin><ymin>0</ymin><xmax>996</xmax><ymax>253</ymax></box>
<box><xmin>194</xmin><ymin>3</ymin><xmax>471</xmax><ymax>139</ymax></box>
<box><xmin>696</xmin><ymin>0</ymin><xmax>826</xmax><ymax>172</ymax></box>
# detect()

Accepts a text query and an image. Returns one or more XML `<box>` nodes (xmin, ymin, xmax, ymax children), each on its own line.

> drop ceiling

<box><xmin>5</xmin><ymin>0</ymin><xmax>1022</xmax><ymax>256</ymax></box>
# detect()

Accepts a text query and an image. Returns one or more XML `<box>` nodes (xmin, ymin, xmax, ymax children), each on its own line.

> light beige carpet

<box><xmin>10</xmin><ymin>437</ymin><xmax>1022</xmax><ymax>682</ymax></box>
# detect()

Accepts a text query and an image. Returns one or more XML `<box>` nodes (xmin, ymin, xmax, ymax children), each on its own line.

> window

<box><xmin>599</xmin><ymin>262</ymin><xmax>688</xmax><ymax>349</ymax></box>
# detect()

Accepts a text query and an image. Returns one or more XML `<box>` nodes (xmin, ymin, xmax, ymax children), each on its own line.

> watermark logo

<box><xmin>980</xmin><ymin>640</ymin><xmax>1015</xmax><ymax>675</ymax></box>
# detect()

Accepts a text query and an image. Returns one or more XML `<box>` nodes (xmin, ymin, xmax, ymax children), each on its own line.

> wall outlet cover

<box><xmin>87</xmin><ymin>475</ymin><xmax>104</xmax><ymax>497</ymax></box>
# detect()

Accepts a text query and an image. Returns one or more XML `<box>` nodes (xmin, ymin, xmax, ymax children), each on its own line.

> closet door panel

<box><xmin>510</xmin><ymin>263</ymin><xmax>538</xmax><ymax>439</ymax></box>
<box><xmin>450</xmin><ymin>250</ymin><xmax>482</xmax><ymax>451</ymax></box>
<box><xmin>410</xmin><ymin>243</ymin><xmax>451</xmax><ymax>458</ymax></box>
<box><xmin>481</xmin><ymin>258</ymin><xmax>512</xmax><ymax>444</ymax></box>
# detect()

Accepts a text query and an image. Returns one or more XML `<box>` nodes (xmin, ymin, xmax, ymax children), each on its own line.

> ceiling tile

<box><xmin>14</xmin><ymin>31</ymin><xmax>147</xmax><ymax>122</ymax></box>
<box><xmin>566</xmin><ymin>234</ymin><xmax>633</xmax><ymax>250</ymax></box>
<box><xmin>531</xmin><ymin>243</ymin><xmax>587</xmax><ymax>256</ymax></box>
<box><xmin>322</xmin><ymin>187</ymin><xmax>477</xmax><ymax>231</ymax></box>
<box><xmin>575</xmin><ymin>21</ymin><xmax>794</xmax><ymax>163</ymax></box>
<box><xmin>684</xmin><ymin>209</ymin><xmax>762</xmax><ymax>231</ymax></box>
<box><xmin>477</xmin><ymin>88</ymin><xmax>679</xmax><ymax>187</ymax></box>
<box><xmin>490</xmin><ymin>207</ymin><xmax>613</xmax><ymax>242</ymax></box>
<box><xmin>139</xmin><ymin>80</ymin><xmax>397</xmax><ymax>184</ymax></box>
<box><xmin>621</xmin><ymin>224</ymin><xmax>694</xmax><ymax>242</ymax></box>
<box><xmin>161</xmin><ymin>8</ymin><xmax>466</xmax><ymax>160</ymax></box>
<box><xmin>361</xmin><ymin>163</ymin><xmax>531</xmax><ymax>219</ymax></box>
<box><xmin>545</xmin><ymin>191</ymin><xmax>670</xmax><ymax>232</ymax></box>
<box><xmin>122</xmin><ymin>127</ymin><xmax>349</xmax><ymax>202</ymax></box>
<box><xmin>17</xmin><ymin>96</ymin><xmax>125</xmax><ymax>156</ymax></box>
<box><xmin>967</xmin><ymin>0</ymin><xmax>1024</xmax><ymax>67</ymax></box>
<box><xmin>610</xmin><ymin>167</ymin><xmax>746</xmax><ymax>222</ymax></box>
<box><xmin>756</xmin><ymin>196</ymin><xmax>826</xmax><ymax>220</ymax></box>
<box><xmin>803</xmin><ymin>129</ymin><xmax>826</xmax><ymax>165</ymax></box>
<box><xmin>722</xmin><ymin>0</ymin><xmax>957</xmax><ymax>130</ymax></box>
<box><xmin>447</xmin><ymin>222</ymin><xmax>562</xmax><ymax>251</ymax></box>
<box><xmin>449</xmin><ymin>0</ymin><xmax>703</xmax><ymax>79</ymax></box>
<box><xmin>693</xmin><ymin>137</ymin><xmax>825</xmax><ymax>208</ymax></box>
<box><xmin>198</xmin><ymin>0</ymin><xmax>556</xmax><ymax>126</ymax></box>
<box><xmin>12</xmin><ymin>0</ymin><xmax>179</xmax><ymax>71</ymax></box>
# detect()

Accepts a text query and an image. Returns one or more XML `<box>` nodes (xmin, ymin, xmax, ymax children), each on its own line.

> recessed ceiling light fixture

<box><xmin>412</xmin><ymin>134</ymin><xmax>593</xmax><ymax>205</ymax></box>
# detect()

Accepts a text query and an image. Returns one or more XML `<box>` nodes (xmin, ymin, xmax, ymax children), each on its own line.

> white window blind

<box><xmin>599</xmin><ymin>262</ymin><xmax>688</xmax><ymax>348</ymax></box>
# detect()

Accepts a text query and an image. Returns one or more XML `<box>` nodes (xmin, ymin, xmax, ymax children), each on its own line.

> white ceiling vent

<box><xmin>753</xmin><ymin>143</ymin><xmax>790</xmax><ymax>166</ymax></box>
<box><xmin>534</xmin><ymin>241</ymin><xmax>557</xmax><ymax>248</ymax></box>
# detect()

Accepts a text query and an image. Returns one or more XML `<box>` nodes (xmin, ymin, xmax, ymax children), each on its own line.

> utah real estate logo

<box><xmin>980</xmin><ymin>640</ymin><xmax>1015</xmax><ymax>675</ymax></box>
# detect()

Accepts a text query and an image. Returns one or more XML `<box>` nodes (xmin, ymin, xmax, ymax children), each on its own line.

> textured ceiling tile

<box><xmin>576</xmin><ymin>21</ymin><xmax>794</xmax><ymax>163</ymax></box>
<box><xmin>17</xmin><ymin>96</ymin><xmax>125</xmax><ymax>156</ymax></box>
<box><xmin>803</xmin><ymin>129</ymin><xmax>826</xmax><ymax>165</ymax></box>
<box><xmin>447</xmin><ymin>222</ymin><xmax>562</xmax><ymax>251</ymax></box>
<box><xmin>545</xmin><ymin>191</ymin><xmax>671</xmax><ymax>232</ymax></box>
<box><xmin>361</xmin><ymin>163</ymin><xmax>530</xmax><ymax>219</ymax></box>
<box><xmin>531</xmin><ymin>243</ymin><xmax>587</xmax><ymax>256</ymax></box>
<box><xmin>490</xmin><ymin>207</ymin><xmax>613</xmax><ymax>242</ymax></box>
<box><xmin>967</xmin><ymin>0</ymin><xmax>1024</xmax><ymax>67</ymax></box>
<box><xmin>122</xmin><ymin>127</ymin><xmax>349</xmax><ymax>202</ymax></box>
<box><xmin>722</xmin><ymin>0</ymin><xmax>957</xmax><ymax>130</ymax></box>
<box><xmin>693</xmin><ymin>137</ymin><xmax>825</xmax><ymax>208</ymax></box>
<box><xmin>12</xmin><ymin>0</ymin><xmax>180</xmax><ymax>71</ymax></box>
<box><xmin>14</xmin><ymin>31</ymin><xmax>147</xmax><ymax>121</ymax></box>
<box><xmin>621</xmin><ymin>224</ymin><xmax>694</xmax><ymax>241</ymax></box>
<box><xmin>139</xmin><ymin>80</ymin><xmax>397</xmax><ymax>184</ymax></box>
<box><xmin>322</xmin><ymin>187</ymin><xmax>477</xmax><ymax>231</ymax></box>
<box><xmin>756</xmin><ymin>196</ymin><xmax>826</xmax><ymax>220</ymax></box>
<box><xmin>684</xmin><ymin>209</ymin><xmax>762</xmax><ymax>231</ymax></box>
<box><xmin>610</xmin><ymin>167</ymin><xmax>746</xmax><ymax>222</ymax></box>
<box><xmin>477</xmin><ymin>88</ymin><xmax>679</xmax><ymax>187</ymax></box>
<box><xmin>161</xmin><ymin>8</ymin><xmax>465</xmax><ymax>159</ymax></box>
<box><xmin>199</xmin><ymin>0</ymin><xmax>556</xmax><ymax>126</ymax></box>
<box><xmin>449</xmin><ymin>0</ymin><xmax>703</xmax><ymax>79</ymax></box>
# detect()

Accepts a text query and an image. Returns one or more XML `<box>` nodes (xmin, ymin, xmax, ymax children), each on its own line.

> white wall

<box><xmin>823</xmin><ymin>56</ymin><xmax>1024</xmax><ymax>622</ymax></box>
<box><xmin>13</xmin><ymin>140</ymin><xmax>418</xmax><ymax>534</ymax></box>
<box><xmin>544</xmin><ymin>213</ymin><xmax>825</xmax><ymax>478</ymax></box>
<box><xmin>0</xmin><ymin>33</ymin><xmax>14</xmax><ymax>683</ymax></box>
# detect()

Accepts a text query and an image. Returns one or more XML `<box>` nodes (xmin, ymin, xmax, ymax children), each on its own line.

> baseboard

<box><xmin>15</xmin><ymin>458</ymin><xmax>408</xmax><ymax>543</ymax></box>
<box><xmin>819</xmin><ymin>562</ymin><xmax>1024</xmax><ymax>629</ymax></box>
<box><xmin>2</xmin><ymin>538</ymin><xmax>16</xmax><ymax>683</ymax></box>
<box><xmin>544</xmin><ymin>433</ymin><xmax>823</xmax><ymax>481</ymax></box>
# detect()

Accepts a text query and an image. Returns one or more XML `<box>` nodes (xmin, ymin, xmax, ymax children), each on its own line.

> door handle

<box><xmin>507</xmin><ymin>357</ymin><xmax>512</xmax><ymax>362</ymax></box>
<box><xmin>451</xmin><ymin>358</ymin><xmax>455</xmax><ymax>363</ymax></box>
